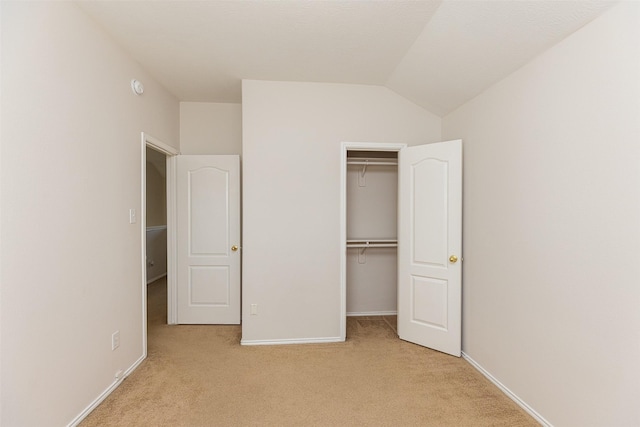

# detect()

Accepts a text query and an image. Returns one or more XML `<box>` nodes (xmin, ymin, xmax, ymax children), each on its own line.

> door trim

<box><xmin>141</xmin><ymin>132</ymin><xmax>180</xmax><ymax>355</ymax></box>
<box><xmin>339</xmin><ymin>142</ymin><xmax>406</xmax><ymax>341</ymax></box>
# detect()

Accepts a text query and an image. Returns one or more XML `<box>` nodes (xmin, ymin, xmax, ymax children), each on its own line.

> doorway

<box><xmin>146</xmin><ymin>146</ymin><xmax>167</xmax><ymax>284</ymax></box>
<box><xmin>340</xmin><ymin>142</ymin><xmax>405</xmax><ymax>341</ymax></box>
<box><xmin>141</xmin><ymin>133</ymin><xmax>179</xmax><ymax>356</ymax></box>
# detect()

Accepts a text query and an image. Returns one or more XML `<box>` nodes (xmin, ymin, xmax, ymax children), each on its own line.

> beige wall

<box><xmin>146</xmin><ymin>156</ymin><xmax>166</xmax><ymax>227</ymax></box>
<box><xmin>241</xmin><ymin>80</ymin><xmax>441</xmax><ymax>342</ymax></box>
<box><xmin>180</xmin><ymin>102</ymin><xmax>242</xmax><ymax>155</ymax></box>
<box><xmin>443</xmin><ymin>2</ymin><xmax>640</xmax><ymax>425</ymax></box>
<box><xmin>1</xmin><ymin>2</ymin><xmax>179</xmax><ymax>425</ymax></box>
<box><xmin>0</xmin><ymin>2</ymin><xmax>4</xmax><ymax>421</ymax></box>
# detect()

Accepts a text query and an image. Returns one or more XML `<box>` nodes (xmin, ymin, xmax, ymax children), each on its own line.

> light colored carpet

<box><xmin>81</xmin><ymin>278</ymin><xmax>538</xmax><ymax>426</ymax></box>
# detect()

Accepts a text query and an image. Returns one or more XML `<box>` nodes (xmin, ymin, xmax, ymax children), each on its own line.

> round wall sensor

<box><xmin>131</xmin><ymin>79</ymin><xmax>144</xmax><ymax>95</ymax></box>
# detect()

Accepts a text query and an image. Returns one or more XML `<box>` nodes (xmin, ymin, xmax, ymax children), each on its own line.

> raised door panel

<box><xmin>189</xmin><ymin>167</ymin><xmax>229</xmax><ymax>256</ymax></box>
<box><xmin>412</xmin><ymin>159</ymin><xmax>448</xmax><ymax>268</ymax></box>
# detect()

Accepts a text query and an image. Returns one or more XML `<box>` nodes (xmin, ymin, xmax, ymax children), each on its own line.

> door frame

<box><xmin>340</xmin><ymin>142</ymin><xmax>407</xmax><ymax>341</ymax></box>
<box><xmin>141</xmin><ymin>132</ymin><xmax>180</xmax><ymax>355</ymax></box>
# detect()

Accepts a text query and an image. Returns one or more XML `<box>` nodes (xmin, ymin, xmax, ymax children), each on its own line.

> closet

<box><xmin>346</xmin><ymin>150</ymin><xmax>399</xmax><ymax>317</ymax></box>
<box><xmin>341</xmin><ymin>140</ymin><xmax>463</xmax><ymax>357</ymax></box>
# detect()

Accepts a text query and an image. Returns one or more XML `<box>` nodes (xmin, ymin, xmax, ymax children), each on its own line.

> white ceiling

<box><xmin>77</xmin><ymin>0</ymin><xmax>616</xmax><ymax>116</ymax></box>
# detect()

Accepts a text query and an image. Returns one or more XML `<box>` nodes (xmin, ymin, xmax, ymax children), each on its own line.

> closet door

<box><xmin>176</xmin><ymin>155</ymin><xmax>241</xmax><ymax>324</ymax></box>
<box><xmin>397</xmin><ymin>140</ymin><xmax>462</xmax><ymax>357</ymax></box>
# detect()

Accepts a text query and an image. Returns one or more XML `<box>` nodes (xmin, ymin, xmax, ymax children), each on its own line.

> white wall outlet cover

<box><xmin>131</xmin><ymin>79</ymin><xmax>144</xmax><ymax>95</ymax></box>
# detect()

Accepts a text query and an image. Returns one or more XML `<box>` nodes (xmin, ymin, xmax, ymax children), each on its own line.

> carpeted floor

<box><xmin>81</xmin><ymin>278</ymin><xmax>538</xmax><ymax>426</ymax></box>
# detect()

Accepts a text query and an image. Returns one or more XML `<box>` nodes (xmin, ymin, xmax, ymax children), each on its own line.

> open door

<box><xmin>397</xmin><ymin>140</ymin><xmax>462</xmax><ymax>356</ymax></box>
<box><xmin>176</xmin><ymin>155</ymin><xmax>241</xmax><ymax>324</ymax></box>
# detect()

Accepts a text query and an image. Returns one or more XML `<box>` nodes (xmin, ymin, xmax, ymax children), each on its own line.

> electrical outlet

<box><xmin>250</xmin><ymin>304</ymin><xmax>258</xmax><ymax>315</ymax></box>
<box><xmin>112</xmin><ymin>331</ymin><xmax>120</xmax><ymax>350</ymax></box>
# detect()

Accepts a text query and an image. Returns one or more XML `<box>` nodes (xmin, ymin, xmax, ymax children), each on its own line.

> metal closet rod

<box><xmin>346</xmin><ymin>239</ymin><xmax>398</xmax><ymax>248</ymax></box>
<box><xmin>346</xmin><ymin>158</ymin><xmax>397</xmax><ymax>166</ymax></box>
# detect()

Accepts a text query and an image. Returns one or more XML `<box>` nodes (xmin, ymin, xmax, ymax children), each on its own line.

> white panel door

<box><xmin>398</xmin><ymin>140</ymin><xmax>462</xmax><ymax>356</ymax></box>
<box><xmin>177</xmin><ymin>155</ymin><xmax>240</xmax><ymax>324</ymax></box>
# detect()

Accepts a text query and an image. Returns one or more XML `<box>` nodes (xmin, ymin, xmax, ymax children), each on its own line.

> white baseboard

<box><xmin>241</xmin><ymin>336</ymin><xmax>343</xmax><ymax>346</ymax></box>
<box><xmin>461</xmin><ymin>352</ymin><xmax>551</xmax><ymax>427</ymax></box>
<box><xmin>146</xmin><ymin>272</ymin><xmax>167</xmax><ymax>284</ymax></box>
<box><xmin>347</xmin><ymin>310</ymin><xmax>397</xmax><ymax>316</ymax></box>
<box><xmin>67</xmin><ymin>353</ymin><xmax>146</xmax><ymax>427</ymax></box>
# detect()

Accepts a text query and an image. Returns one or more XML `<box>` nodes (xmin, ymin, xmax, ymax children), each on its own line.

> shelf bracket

<box><xmin>358</xmin><ymin>160</ymin><xmax>368</xmax><ymax>187</ymax></box>
<box><xmin>358</xmin><ymin>245</ymin><xmax>367</xmax><ymax>264</ymax></box>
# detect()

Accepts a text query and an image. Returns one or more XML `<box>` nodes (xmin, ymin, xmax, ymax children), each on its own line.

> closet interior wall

<box><xmin>346</xmin><ymin>151</ymin><xmax>398</xmax><ymax>316</ymax></box>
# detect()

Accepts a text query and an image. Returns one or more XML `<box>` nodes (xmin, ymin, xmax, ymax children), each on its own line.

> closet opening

<box><xmin>340</xmin><ymin>142</ymin><xmax>406</xmax><ymax>340</ymax></box>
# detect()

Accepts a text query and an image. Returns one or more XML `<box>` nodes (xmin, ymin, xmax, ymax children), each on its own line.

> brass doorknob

<box><xmin>449</xmin><ymin>255</ymin><xmax>458</xmax><ymax>263</ymax></box>
<box><xmin>231</xmin><ymin>245</ymin><xmax>238</xmax><ymax>252</ymax></box>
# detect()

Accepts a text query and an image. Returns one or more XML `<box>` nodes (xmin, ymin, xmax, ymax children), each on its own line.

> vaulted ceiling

<box><xmin>77</xmin><ymin>0</ymin><xmax>616</xmax><ymax>116</ymax></box>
